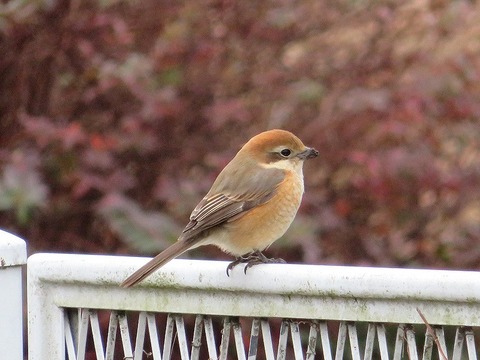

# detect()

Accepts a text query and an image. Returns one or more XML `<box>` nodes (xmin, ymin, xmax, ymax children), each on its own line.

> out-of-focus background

<box><xmin>1</xmin><ymin>0</ymin><xmax>479</xmax><ymax>270</ymax></box>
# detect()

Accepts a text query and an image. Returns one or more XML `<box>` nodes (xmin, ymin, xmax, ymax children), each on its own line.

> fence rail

<box><xmin>27</xmin><ymin>252</ymin><xmax>480</xmax><ymax>359</ymax></box>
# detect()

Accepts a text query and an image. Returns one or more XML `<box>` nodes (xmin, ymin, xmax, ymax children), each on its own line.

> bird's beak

<box><xmin>298</xmin><ymin>147</ymin><xmax>319</xmax><ymax>160</ymax></box>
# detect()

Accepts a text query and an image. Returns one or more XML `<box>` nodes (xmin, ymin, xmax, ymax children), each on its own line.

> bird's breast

<box><xmin>209</xmin><ymin>170</ymin><xmax>305</xmax><ymax>255</ymax></box>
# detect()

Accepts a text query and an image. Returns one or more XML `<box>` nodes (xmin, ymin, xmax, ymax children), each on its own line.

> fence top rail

<box><xmin>27</xmin><ymin>252</ymin><xmax>480</xmax><ymax>360</ymax></box>
<box><xmin>28</xmin><ymin>253</ymin><xmax>480</xmax><ymax>326</ymax></box>
<box><xmin>28</xmin><ymin>252</ymin><xmax>480</xmax><ymax>301</ymax></box>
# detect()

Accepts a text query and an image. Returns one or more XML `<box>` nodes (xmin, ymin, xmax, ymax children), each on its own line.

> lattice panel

<box><xmin>63</xmin><ymin>308</ymin><xmax>478</xmax><ymax>360</ymax></box>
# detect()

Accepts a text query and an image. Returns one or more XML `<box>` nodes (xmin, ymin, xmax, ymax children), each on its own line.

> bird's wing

<box><xmin>179</xmin><ymin>167</ymin><xmax>285</xmax><ymax>241</ymax></box>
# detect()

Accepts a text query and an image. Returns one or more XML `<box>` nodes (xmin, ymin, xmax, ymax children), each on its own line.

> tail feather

<box><xmin>121</xmin><ymin>240</ymin><xmax>196</xmax><ymax>288</ymax></box>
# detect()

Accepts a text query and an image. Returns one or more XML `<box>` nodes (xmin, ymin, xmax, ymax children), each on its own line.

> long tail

<box><xmin>121</xmin><ymin>240</ymin><xmax>196</xmax><ymax>288</ymax></box>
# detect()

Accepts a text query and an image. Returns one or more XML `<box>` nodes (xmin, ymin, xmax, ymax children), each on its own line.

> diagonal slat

<box><xmin>105</xmin><ymin>311</ymin><xmax>118</xmax><ymax>360</ymax></box>
<box><xmin>465</xmin><ymin>327</ymin><xmax>477</xmax><ymax>360</ymax></box>
<box><xmin>422</xmin><ymin>328</ymin><xmax>434</xmax><ymax>360</ymax></box>
<box><xmin>219</xmin><ymin>317</ymin><xmax>232</xmax><ymax>360</ymax></box>
<box><xmin>134</xmin><ymin>312</ymin><xmax>147</xmax><ymax>360</ymax></box>
<box><xmin>319</xmin><ymin>321</ymin><xmax>333</xmax><ymax>360</ymax></box>
<box><xmin>164</xmin><ymin>314</ymin><xmax>175</xmax><ymax>360</ymax></box>
<box><xmin>405</xmin><ymin>325</ymin><xmax>419</xmax><ymax>360</ymax></box>
<box><xmin>435</xmin><ymin>327</ymin><xmax>448</xmax><ymax>360</ymax></box>
<box><xmin>363</xmin><ymin>323</ymin><xmax>376</xmax><ymax>360</ymax></box>
<box><xmin>233</xmin><ymin>318</ymin><xmax>246</xmax><ymax>360</ymax></box>
<box><xmin>191</xmin><ymin>315</ymin><xmax>203</xmax><ymax>360</ymax></box>
<box><xmin>347</xmin><ymin>323</ymin><xmax>361</xmax><ymax>360</ymax></box>
<box><xmin>334</xmin><ymin>322</ymin><xmax>347</xmax><ymax>360</ymax></box>
<box><xmin>174</xmin><ymin>314</ymin><xmax>190</xmax><ymax>360</ymax></box>
<box><xmin>452</xmin><ymin>327</ymin><xmax>464</xmax><ymax>360</ymax></box>
<box><xmin>276</xmin><ymin>320</ymin><xmax>289</xmax><ymax>360</ymax></box>
<box><xmin>305</xmin><ymin>321</ymin><xmax>318</xmax><ymax>360</ymax></box>
<box><xmin>204</xmin><ymin>316</ymin><xmax>218</xmax><ymax>359</ymax></box>
<box><xmin>261</xmin><ymin>319</ymin><xmax>275</xmax><ymax>360</ymax></box>
<box><xmin>76</xmin><ymin>309</ymin><xmax>90</xmax><ymax>360</ymax></box>
<box><xmin>376</xmin><ymin>324</ymin><xmax>389</xmax><ymax>360</ymax></box>
<box><xmin>64</xmin><ymin>310</ymin><xmax>77</xmax><ymax>360</ymax></box>
<box><xmin>118</xmin><ymin>312</ymin><xmax>133</xmax><ymax>359</ymax></box>
<box><xmin>290</xmin><ymin>321</ymin><xmax>304</xmax><ymax>360</ymax></box>
<box><xmin>89</xmin><ymin>310</ymin><xmax>105</xmax><ymax>360</ymax></box>
<box><xmin>393</xmin><ymin>324</ymin><xmax>405</xmax><ymax>360</ymax></box>
<box><xmin>146</xmin><ymin>313</ymin><xmax>162</xmax><ymax>360</ymax></box>
<box><xmin>248</xmin><ymin>318</ymin><xmax>261</xmax><ymax>360</ymax></box>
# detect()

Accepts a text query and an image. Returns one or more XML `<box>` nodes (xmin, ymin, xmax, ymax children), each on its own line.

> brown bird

<box><xmin>121</xmin><ymin>129</ymin><xmax>318</xmax><ymax>287</ymax></box>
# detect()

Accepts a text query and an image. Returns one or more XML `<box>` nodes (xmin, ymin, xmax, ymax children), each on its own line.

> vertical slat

<box><xmin>248</xmin><ymin>318</ymin><xmax>261</xmax><ymax>360</ymax></box>
<box><xmin>105</xmin><ymin>311</ymin><xmax>118</xmax><ymax>360</ymax></box>
<box><xmin>363</xmin><ymin>323</ymin><xmax>376</xmax><ymax>360</ymax></box>
<box><xmin>347</xmin><ymin>323</ymin><xmax>361</xmax><ymax>360</ymax></box>
<box><xmin>64</xmin><ymin>311</ymin><xmax>77</xmax><ymax>360</ymax></box>
<box><xmin>305</xmin><ymin>321</ymin><xmax>318</xmax><ymax>360</ymax></box>
<box><xmin>76</xmin><ymin>309</ymin><xmax>90</xmax><ymax>360</ymax></box>
<box><xmin>276</xmin><ymin>320</ymin><xmax>289</xmax><ymax>360</ymax></box>
<box><xmin>290</xmin><ymin>321</ymin><xmax>304</xmax><ymax>360</ymax></box>
<box><xmin>435</xmin><ymin>327</ymin><xmax>448</xmax><ymax>360</ymax></box>
<box><xmin>422</xmin><ymin>328</ymin><xmax>434</xmax><ymax>360</ymax></box>
<box><xmin>174</xmin><ymin>315</ymin><xmax>190</xmax><ymax>360</ymax></box>
<box><xmin>261</xmin><ymin>320</ymin><xmax>276</xmax><ymax>360</ymax></box>
<box><xmin>376</xmin><ymin>324</ymin><xmax>389</xmax><ymax>360</ymax></box>
<box><xmin>89</xmin><ymin>310</ymin><xmax>105</xmax><ymax>360</ymax></box>
<box><xmin>163</xmin><ymin>314</ymin><xmax>175</xmax><ymax>360</ymax></box>
<box><xmin>219</xmin><ymin>317</ymin><xmax>232</xmax><ymax>360</ymax></box>
<box><xmin>405</xmin><ymin>326</ymin><xmax>419</xmax><ymax>360</ymax></box>
<box><xmin>452</xmin><ymin>327</ymin><xmax>464</xmax><ymax>360</ymax></box>
<box><xmin>319</xmin><ymin>321</ymin><xmax>333</xmax><ymax>360</ymax></box>
<box><xmin>465</xmin><ymin>328</ymin><xmax>477</xmax><ymax>360</ymax></box>
<box><xmin>191</xmin><ymin>315</ymin><xmax>204</xmax><ymax>360</ymax></box>
<box><xmin>134</xmin><ymin>312</ymin><xmax>147</xmax><ymax>360</ymax></box>
<box><xmin>233</xmin><ymin>318</ymin><xmax>247</xmax><ymax>360</ymax></box>
<box><xmin>393</xmin><ymin>324</ymin><xmax>405</xmax><ymax>360</ymax></box>
<box><xmin>204</xmin><ymin>316</ymin><xmax>218</xmax><ymax>360</ymax></box>
<box><xmin>118</xmin><ymin>312</ymin><xmax>134</xmax><ymax>359</ymax></box>
<box><xmin>334</xmin><ymin>322</ymin><xmax>347</xmax><ymax>360</ymax></box>
<box><xmin>146</xmin><ymin>313</ymin><xmax>162</xmax><ymax>360</ymax></box>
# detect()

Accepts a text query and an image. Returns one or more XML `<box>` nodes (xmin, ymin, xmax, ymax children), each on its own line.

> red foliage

<box><xmin>1</xmin><ymin>0</ymin><xmax>480</xmax><ymax>270</ymax></box>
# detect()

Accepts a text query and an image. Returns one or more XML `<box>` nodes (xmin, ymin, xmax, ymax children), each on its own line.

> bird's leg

<box><xmin>226</xmin><ymin>250</ymin><xmax>285</xmax><ymax>276</ymax></box>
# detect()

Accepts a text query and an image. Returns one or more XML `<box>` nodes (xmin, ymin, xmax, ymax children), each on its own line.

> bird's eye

<box><xmin>280</xmin><ymin>148</ymin><xmax>292</xmax><ymax>157</ymax></box>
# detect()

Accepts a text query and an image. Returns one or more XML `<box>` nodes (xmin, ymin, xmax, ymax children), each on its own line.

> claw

<box><xmin>226</xmin><ymin>251</ymin><xmax>285</xmax><ymax>275</ymax></box>
<box><xmin>226</xmin><ymin>259</ymin><xmax>239</xmax><ymax>276</ymax></box>
<box><xmin>226</xmin><ymin>254</ymin><xmax>250</xmax><ymax>276</ymax></box>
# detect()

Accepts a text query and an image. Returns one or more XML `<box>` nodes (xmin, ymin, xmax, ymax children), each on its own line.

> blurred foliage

<box><xmin>1</xmin><ymin>0</ymin><xmax>480</xmax><ymax>269</ymax></box>
<box><xmin>97</xmin><ymin>192</ymin><xmax>181</xmax><ymax>253</ymax></box>
<box><xmin>0</xmin><ymin>151</ymin><xmax>48</xmax><ymax>225</ymax></box>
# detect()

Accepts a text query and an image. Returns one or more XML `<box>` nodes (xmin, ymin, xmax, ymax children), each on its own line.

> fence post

<box><xmin>0</xmin><ymin>229</ymin><xmax>27</xmax><ymax>360</ymax></box>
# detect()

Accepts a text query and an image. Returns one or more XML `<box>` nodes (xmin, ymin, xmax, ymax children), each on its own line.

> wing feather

<box><xmin>179</xmin><ymin>166</ymin><xmax>285</xmax><ymax>242</ymax></box>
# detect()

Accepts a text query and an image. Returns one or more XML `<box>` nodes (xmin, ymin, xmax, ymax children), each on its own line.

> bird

<box><xmin>121</xmin><ymin>129</ymin><xmax>318</xmax><ymax>287</ymax></box>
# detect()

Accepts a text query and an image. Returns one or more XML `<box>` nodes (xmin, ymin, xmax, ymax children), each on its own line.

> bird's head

<box><xmin>239</xmin><ymin>129</ymin><xmax>318</xmax><ymax>172</ymax></box>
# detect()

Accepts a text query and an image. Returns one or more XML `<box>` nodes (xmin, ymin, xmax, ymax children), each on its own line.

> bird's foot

<box><xmin>243</xmin><ymin>252</ymin><xmax>286</xmax><ymax>273</ymax></box>
<box><xmin>226</xmin><ymin>250</ymin><xmax>285</xmax><ymax>276</ymax></box>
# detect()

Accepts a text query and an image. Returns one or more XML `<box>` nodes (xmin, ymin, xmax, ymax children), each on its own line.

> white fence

<box><xmin>1</xmin><ymin>230</ymin><xmax>480</xmax><ymax>359</ymax></box>
<box><xmin>0</xmin><ymin>230</ymin><xmax>26</xmax><ymax>360</ymax></box>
